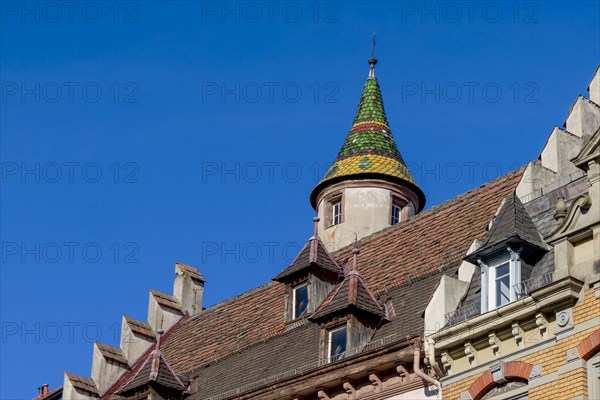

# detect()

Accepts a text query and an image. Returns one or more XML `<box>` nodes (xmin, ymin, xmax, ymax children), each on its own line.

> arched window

<box><xmin>467</xmin><ymin>361</ymin><xmax>533</xmax><ymax>400</ymax></box>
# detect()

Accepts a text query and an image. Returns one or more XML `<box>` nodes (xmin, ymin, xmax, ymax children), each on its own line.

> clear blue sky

<box><xmin>1</xmin><ymin>1</ymin><xmax>598</xmax><ymax>398</ymax></box>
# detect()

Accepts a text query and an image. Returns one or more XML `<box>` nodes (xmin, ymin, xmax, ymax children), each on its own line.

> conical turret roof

<box><xmin>310</xmin><ymin>60</ymin><xmax>425</xmax><ymax>210</ymax></box>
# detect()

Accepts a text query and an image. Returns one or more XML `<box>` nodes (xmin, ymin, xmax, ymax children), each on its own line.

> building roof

<box><xmin>272</xmin><ymin>229</ymin><xmax>342</xmax><ymax>282</ymax></box>
<box><xmin>123</xmin><ymin>315</ymin><xmax>155</xmax><ymax>339</ymax></box>
<box><xmin>451</xmin><ymin>175</ymin><xmax>589</xmax><ymax>326</ymax></box>
<box><xmin>150</xmin><ymin>289</ymin><xmax>182</xmax><ymax>312</ymax></box>
<box><xmin>176</xmin><ymin>261</ymin><xmax>206</xmax><ymax>283</ymax></box>
<box><xmin>466</xmin><ymin>191</ymin><xmax>548</xmax><ymax>261</ymax></box>
<box><xmin>160</xmin><ymin>167</ymin><xmax>524</xmax><ymax>387</ymax></box>
<box><xmin>310</xmin><ymin>62</ymin><xmax>425</xmax><ymax>210</ymax></box>
<box><xmin>310</xmin><ymin>254</ymin><xmax>384</xmax><ymax>321</ymax></box>
<box><xmin>96</xmin><ymin>342</ymin><xmax>128</xmax><ymax>366</ymax></box>
<box><xmin>65</xmin><ymin>372</ymin><xmax>98</xmax><ymax>396</ymax></box>
<box><xmin>118</xmin><ymin>347</ymin><xmax>188</xmax><ymax>395</ymax></box>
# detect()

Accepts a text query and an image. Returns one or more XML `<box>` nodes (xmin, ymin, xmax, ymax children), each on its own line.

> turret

<box><xmin>311</xmin><ymin>41</ymin><xmax>425</xmax><ymax>249</ymax></box>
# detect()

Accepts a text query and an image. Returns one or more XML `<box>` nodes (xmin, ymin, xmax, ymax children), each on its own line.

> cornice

<box><xmin>430</xmin><ymin>276</ymin><xmax>584</xmax><ymax>350</ymax></box>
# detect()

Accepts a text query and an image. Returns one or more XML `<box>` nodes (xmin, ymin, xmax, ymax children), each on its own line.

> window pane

<box><xmin>329</xmin><ymin>326</ymin><xmax>347</xmax><ymax>361</ymax></box>
<box><xmin>294</xmin><ymin>284</ymin><xmax>308</xmax><ymax>318</ymax></box>
<box><xmin>333</xmin><ymin>202</ymin><xmax>342</xmax><ymax>225</ymax></box>
<box><xmin>391</xmin><ymin>205</ymin><xmax>400</xmax><ymax>225</ymax></box>
<box><xmin>497</xmin><ymin>262</ymin><xmax>509</xmax><ymax>277</ymax></box>
<box><xmin>496</xmin><ymin>274</ymin><xmax>510</xmax><ymax>306</ymax></box>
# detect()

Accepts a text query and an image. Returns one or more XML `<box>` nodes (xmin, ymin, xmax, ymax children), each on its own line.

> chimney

<box><xmin>33</xmin><ymin>384</ymin><xmax>50</xmax><ymax>400</ymax></box>
<box><xmin>173</xmin><ymin>262</ymin><xmax>205</xmax><ymax>316</ymax></box>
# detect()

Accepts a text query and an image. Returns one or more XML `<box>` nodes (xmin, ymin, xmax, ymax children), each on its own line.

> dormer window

<box><xmin>292</xmin><ymin>282</ymin><xmax>309</xmax><ymax>319</ymax></box>
<box><xmin>480</xmin><ymin>248</ymin><xmax>522</xmax><ymax>312</ymax></box>
<box><xmin>493</xmin><ymin>262</ymin><xmax>511</xmax><ymax>307</ymax></box>
<box><xmin>328</xmin><ymin>324</ymin><xmax>347</xmax><ymax>362</ymax></box>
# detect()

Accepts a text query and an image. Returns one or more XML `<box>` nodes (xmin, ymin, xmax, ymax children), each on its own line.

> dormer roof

<box><xmin>118</xmin><ymin>340</ymin><xmax>188</xmax><ymax>395</ymax></box>
<box><xmin>273</xmin><ymin>222</ymin><xmax>342</xmax><ymax>282</ymax></box>
<box><xmin>466</xmin><ymin>191</ymin><xmax>549</xmax><ymax>262</ymax></box>
<box><xmin>310</xmin><ymin>251</ymin><xmax>384</xmax><ymax>322</ymax></box>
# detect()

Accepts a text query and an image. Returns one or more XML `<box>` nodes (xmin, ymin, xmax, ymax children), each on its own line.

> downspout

<box><xmin>427</xmin><ymin>337</ymin><xmax>444</xmax><ymax>378</ymax></box>
<box><xmin>413</xmin><ymin>339</ymin><xmax>442</xmax><ymax>400</ymax></box>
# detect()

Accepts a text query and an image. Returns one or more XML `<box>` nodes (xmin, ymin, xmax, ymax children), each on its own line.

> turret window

<box><xmin>391</xmin><ymin>203</ymin><xmax>401</xmax><ymax>225</ymax></box>
<box><xmin>328</xmin><ymin>325</ymin><xmax>347</xmax><ymax>362</ymax></box>
<box><xmin>324</xmin><ymin>192</ymin><xmax>344</xmax><ymax>228</ymax></box>
<box><xmin>391</xmin><ymin>195</ymin><xmax>412</xmax><ymax>225</ymax></box>
<box><xmin>292</xmin><ymin>283</ymin><xmax>308</xmax><ymax>319</ymax></box>
<box><xmin>333</xmin><ymin>201</ymin><xmax>342</xmax><ymax>225</ymax></box>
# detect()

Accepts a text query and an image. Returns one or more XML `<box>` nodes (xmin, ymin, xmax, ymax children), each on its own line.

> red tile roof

<box><xmin>161</xmin><ymin>167</ymin><xmax>524</xmax><ymax>376</ymax></box>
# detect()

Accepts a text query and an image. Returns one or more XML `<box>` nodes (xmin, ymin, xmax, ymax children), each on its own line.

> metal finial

<box><xmin>371</xmin><ymin>32</ymin><xmax>376</xmax><ymax>60</ymax></box>
<box><xmin>368</xmin><ymin>32</ymin><xmax>377</xmax><ymax>78</ymax></box>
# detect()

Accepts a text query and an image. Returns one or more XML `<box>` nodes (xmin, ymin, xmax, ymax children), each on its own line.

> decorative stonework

<box><xmin>535</xmin><ymin>312</ymin><xmax>548</xmax><ymax>338</ymax></box>
<box><xmin>481</xmin><ymin>379</ymin><xmax>527</xmax><ymax>399</ymax></box>
<box><xmin>490</xmin><ymin>362</ymin><xmax>506</xmax><ymax>384</ymax></box>
<box><xmin>511</xmin><ymin>322</ymin><xmax>524</xmax><ymax>348</ymax></box>
<box><xmin>488</xmin><ymin>332</ymin><xmax>501</xmax><ymax>357</ymax></box>
<box><xmin>545</xmin><ymin>194</ymin><xmax>593</xmax><ymax>242</ymax></box>
<box><xmin>441</xmin><ymin>351</ymin><xmax>453</xmax><ymax>374</ymax></box>
<box><xmin>317</xmin><ymin>388</ymin><xmax>330</xmax><ymax>400</ymax></box>
<box><xmin>396</xmin><ymin>364</ymin><xmax>411</xmax><ymax>383</ymax></box>
<box><xmin>368</xmin><ymin>372</ymin><xmax>382</xmax><ymax>392</ymax></box>
<box><xmin>556</xmin><ymin>308</ymin><xmax>573</xmax><ymax>329</ymax></box>
<box><xmin>464</xmin><ymin>342</ymin><xmax>477</xmax><ymax>366</ymax></box>
<box><xmin>528</xmin><ymin>364</ymin><xmax>542</xmax><ymax>380</ymax></box>
<box><xmin>467</xmin><ymin>361</ymin><xmax>533</xmax><ymax>400</ymax></box>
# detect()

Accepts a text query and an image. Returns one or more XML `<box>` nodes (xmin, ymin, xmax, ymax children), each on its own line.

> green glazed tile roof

<box><xmin>310</xmin><ymin>72</ymin><xmax>425</xmax><ymax>210</ymax></box>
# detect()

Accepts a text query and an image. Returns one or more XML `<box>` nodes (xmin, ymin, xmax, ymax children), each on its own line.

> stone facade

<box><xmin>426</xmin><ymin>65</ymin><xmax>600</xmax><ymax>400</ymax></box>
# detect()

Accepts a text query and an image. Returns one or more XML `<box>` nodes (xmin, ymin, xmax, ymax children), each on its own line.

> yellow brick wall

<box><xmin>441</xmin><ymin>288</ymin><xmax>599</xmax><ymax>399</ymax></box>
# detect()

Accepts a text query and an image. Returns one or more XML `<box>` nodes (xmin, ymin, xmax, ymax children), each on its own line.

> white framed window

<box><xmin>328</xmin><ymin>325</ymin><xmax>347</xmax><ymax>362</ymax></box>
<box><xmin>391</xmin><ymin>203</ymin><xmax>401</xmax><ymax>225</ymax></box>
<box><xmin>324</xmin><ymin>192</ymin><xmax>344</xmax><ymax>228</ymax></box>
<box><xmin>480</xmin><ymin>247</ymin><xmax>522</xmax><ymax>313</ymax></box>
<box><xmin>333</xmin><ymin>201</ymin><xmax>342</xmax><ymax>226</ymax></box>
<box><xmin>292</xmin><ymin>282</ymin><xmax>308</xmax><ymax>319</ymax></box>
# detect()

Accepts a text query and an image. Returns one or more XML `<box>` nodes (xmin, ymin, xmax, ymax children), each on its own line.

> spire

<box><xmin>310</xmin><ymin>46</ymin><xmax>425</xmax><ymax>210</ymax></box>
<box><xmin>368</xmin><ymin>32</ymin><xmax>377</xmax><ymax>79</ymax></box>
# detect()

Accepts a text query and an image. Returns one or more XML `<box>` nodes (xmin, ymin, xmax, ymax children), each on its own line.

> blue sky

<box><xmin>1</xmin><ymin>1</ymin><xmax>598</xmax><ymax>398</ymax></box>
